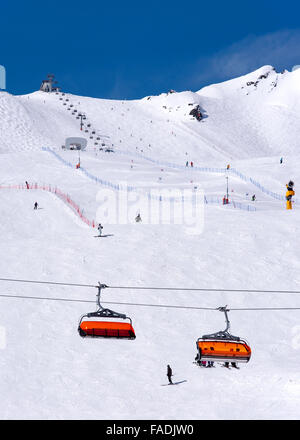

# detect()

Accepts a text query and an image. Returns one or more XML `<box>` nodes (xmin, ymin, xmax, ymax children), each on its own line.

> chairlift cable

<box><xmin>1</xmin><ymin>277</ymin><xmax>300</xmax><ymax>295</ymax></box>
<box><xmin>0</xmin><ymin>292</ymin><xmax>299</xmax><ymax>311</ymax></box>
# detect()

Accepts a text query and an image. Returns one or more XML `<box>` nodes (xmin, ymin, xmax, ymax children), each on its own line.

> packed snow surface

<box><xmin>0</xmin><ymin>65</ymin><xmax>300</xmax><ymax>419</ymax></box>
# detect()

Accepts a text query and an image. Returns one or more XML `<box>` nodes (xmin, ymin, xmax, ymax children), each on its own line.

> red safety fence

<box><xmin>0</xmin><ymin>183</ymin><xmax>96</xmax><ymax>229</ymax></box>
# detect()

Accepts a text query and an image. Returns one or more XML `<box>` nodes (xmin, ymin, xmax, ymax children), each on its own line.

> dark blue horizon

<box><xmin>1</xmin><ymin>0</ymin><xmax>300</xmax><ymax>100</ymax></box>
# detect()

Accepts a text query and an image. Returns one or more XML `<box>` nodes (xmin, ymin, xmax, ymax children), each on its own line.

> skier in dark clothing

<box><xmin>167</xmin><ymin>365</ymin><xmax>173</xmax><ymax>384</ymax></box>
<box><xmin>34</xmin><ymin>202</ymin><xmax>38</xmax><ymax>210</ymax></box>
<box><xmin>98</xmin><ymin>223</ymin><xmax>103</xmax><ymax>236</ymax></box>
<box><xmin>25</xmin><ymin>181</ymin><xmax>29</xmax><ymax>189</ymax></box>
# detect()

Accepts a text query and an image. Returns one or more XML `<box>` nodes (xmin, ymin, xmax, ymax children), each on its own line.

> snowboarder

<box><xmin>167</xmin><ymin>365</ymin><xmax>173</xmax><ymax>384</ymax></box>
<box><xmin>98</xmin><ymin>223</ymin><xmax>103</xmax><ymax>236</ymax></box>
<box><xmin>34</xmin><ymin>202</ymin><xmax>38</xmax><ymax>210</ymax></box>
<box><xmin>135</xmin><ymin>213</ymin><xmax>142</xmax><ymax>223</ymax></box>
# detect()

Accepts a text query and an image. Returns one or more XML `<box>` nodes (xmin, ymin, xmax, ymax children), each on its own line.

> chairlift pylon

<box><xmin>78</xmin><ymin>283</ymin><xmax>136</xmax><ymax>339</ymax></box>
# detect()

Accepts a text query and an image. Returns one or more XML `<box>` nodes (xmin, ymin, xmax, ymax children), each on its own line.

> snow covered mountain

<box><xmin>1</xmin><ymin>65</ymin><xmax>300</xmax><ymax>162</ymax></box>
<box><xmin>0</xmin><ymin>66</ymin><xmax>300</xmax><ymax>420</ymax></box>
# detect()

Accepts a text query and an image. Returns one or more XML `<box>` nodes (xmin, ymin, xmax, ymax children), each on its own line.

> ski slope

<box><xmin>0</xmin><ymin>66</ymin><xmax>300</xmax><ymax>419</ymax></box>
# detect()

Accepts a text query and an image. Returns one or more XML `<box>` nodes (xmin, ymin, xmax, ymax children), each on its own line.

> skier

<box><xmin>190</xmin><ymin>161</ymin><xmax>194</xmax><ymax>167</ymax></box>
<box><xmin>251</xmin><ymin>194</ymin><xmax>256</xmax><ymax>201</ymax></box>
<box><xmin>186</xmin><ymin>161</ymin><xmax>188</xmax><ymax>167</ymax></box>
<box><xmin>167</xmin><ymin>365</ymin><xmax>173</xmax><ymax>384</ymax></box>
<box><xmin>207</xmin><ymin>361</ymin><xmax>214</xmax><ymax>368</ymax></box>
<box><xmin>280</xmin><ymin>157</ymin><xmax>283</xmax><ymax>164</ymax></box>
<box><xmin>135</xmin><ymin>213</ymin><xmax>142</xmax><ymax>223</ymax></box>
<box><xmin>98</xmin><ymin>223</ymin><xmax>103</xmax><ymax>236</ymax></box>
<box><xmin>34</xmin><ymin>202</ymin><xmax>38</xmax><ymax>210</ymax></box>
<box><xmin>25</xmin><ymin>181</ymin><xmax>29</xmax><ymax>189</ymax></box>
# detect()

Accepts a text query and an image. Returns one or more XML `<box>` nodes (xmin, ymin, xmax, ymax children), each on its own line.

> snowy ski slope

<box><xmin>0</xmin><ymin>65</ymin><xmax>300</xmax><ymax>419</ymax></box>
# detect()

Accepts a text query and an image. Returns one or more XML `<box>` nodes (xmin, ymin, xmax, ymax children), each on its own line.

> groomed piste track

<box><xmin>0</xmin><ymin>183</ymin><xmax>96</xmax><ymax>228</ymax></box>
<box><xmin>42</xmin><ymin>147</ymin><xmax>258</xmax><ymax>212</ymax></box>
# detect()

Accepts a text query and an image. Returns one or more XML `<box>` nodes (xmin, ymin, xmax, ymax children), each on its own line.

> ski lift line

<box><xmin>0</xmin><ymin>293</ymin><xmax>94</xmax><ymax>303</ymax></box>
<box><xmin>102</xmin><ymin>303</ymin><xmax>300</xmax><ymax>311</ymax></box>
<box><xmin>1</xmin><ymin>278</ymin><xmax>300</xmax><ymax>295</ymax></box>
<box><xmin>0</xmin><ymin>293</ymin><xmax>218</xmax><ymax>310</ymax></box>
<box><xmin>0</xmin><ymin>277</ymin><xmax>96</xmax><ymax>288</ymax></box>
<box><xmin>0</xmin><ymin>293</ymin><xmax>299</xmax><ymax>312</ymax></box>
<box><xmin>108</xmin><ymin>285</ymin><xmax>300</xmax><ymax>295</ymax></box>
<box><xmin>229</xmin><ymin>307</ymin><xmax>300</xmax><ymax>311</ymax></box>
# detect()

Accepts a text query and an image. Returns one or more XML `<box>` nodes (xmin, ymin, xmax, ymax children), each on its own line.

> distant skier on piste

<box><xmin>167</xmin><ymin>365</ymin><xmax>173</xmax><ymax>384</ymax></box>
<box><xmin>34</xmin><ymin>202</ymin><xmax>38</xmax><ymax>210</ymax></box>
<box><xmin>135</xmin><ymin>213</ymin><xmax>142</xmax><ymax>223</ymax></box>
<box><xmin>98</xmin><ymin>223</ymin><xmax>103</xmax><ymax>236</ymax></box>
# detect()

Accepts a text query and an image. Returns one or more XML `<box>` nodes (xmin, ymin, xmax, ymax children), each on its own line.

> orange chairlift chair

<box><xmin>78</xmin><ymin>283</ymin><xmax>136</xmax><ymax>339</ymax></box>
<box><xmin>196</xmin><ymin>306</ymin><xmax>251</xmax><ymax>364</ymax></box>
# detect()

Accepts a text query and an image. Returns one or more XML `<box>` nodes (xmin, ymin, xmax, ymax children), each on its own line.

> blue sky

<box><xmin>1</xmin><ymin>0</ymin><xmax>300</xmax><ymax>99</ymax></box>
